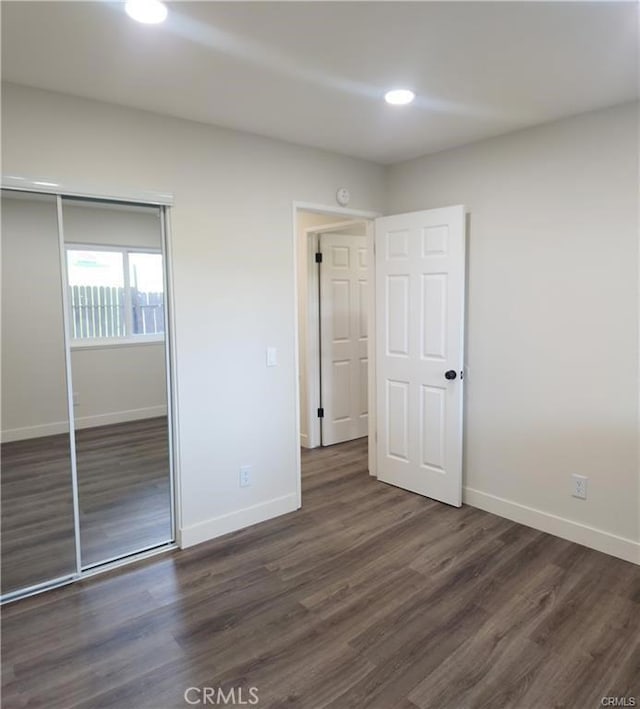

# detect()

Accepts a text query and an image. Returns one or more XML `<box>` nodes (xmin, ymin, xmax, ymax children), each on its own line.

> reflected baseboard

<box><xmin>1</xmin><ymin>405</ymin><xmax>168</xmax><ymax>443</ymax></box>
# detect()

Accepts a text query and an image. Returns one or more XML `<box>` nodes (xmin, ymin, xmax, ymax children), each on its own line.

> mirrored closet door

<box><xmin>0</xmin><ymin>190</ymin><xmax>174</xmax><ymax>601</ymax></box>
<box><xmin>1</xmin><ymin>191</ymin><xmax>78</xmax><ymax>596</ymax></box>
<box><xmin>61</xmin><ymin>198</ymin><xmax>172</xmax><ymax>568</ymax></box>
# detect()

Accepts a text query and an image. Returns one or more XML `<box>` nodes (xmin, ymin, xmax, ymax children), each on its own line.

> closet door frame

<box><xmin>57</xmin><ymin>195</ymin><xmax>83</xmax><ymax>578</ymax></box>
<box><xmin>0</xmin><ymin>181</ymin><xmax>178</xmax><ymax>604</ymax></box>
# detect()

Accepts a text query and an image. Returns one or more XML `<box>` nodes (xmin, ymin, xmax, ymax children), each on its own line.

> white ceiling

<box><xmin>2</xmin><ymin>1</ymin><xmax>638</xmax><ymax>164</ymax></box>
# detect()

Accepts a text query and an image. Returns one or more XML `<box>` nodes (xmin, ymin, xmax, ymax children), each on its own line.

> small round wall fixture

<box><xmin>125</xmin><ymin>0</ymin><xmax>168</xmax><ymax>24</ymax></box>
<box><xmin>384</xmin><ymin>89</ymin><xmax>416</xmax><ymax>106</ymax></box>
<box><xmin>336</xmin><ymin>187</ymin><xmax>350</xmax><ymax>207</ymax></box>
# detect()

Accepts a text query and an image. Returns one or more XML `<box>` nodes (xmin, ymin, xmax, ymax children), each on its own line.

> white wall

<box><xmin>1</xmin><ymin>193</ymin><xmax>70</xmax><ymax>439</ymax></box>
<box><xmin>1</xmin><ymin>195</ymin><xmax>168</xmax><ymax>440</ymax></box>
<box><xmin>70</xmin><ymin>344</ymin><xmax>166</xmax><ymax>428</ymax></box>
<box><xmin>1</xmin><ymin>83</ymin><xmax>387</xmax><ymax>546</ymax></box>
<box><xmin>62</xmin><ymin>201</ymin><xmax>162</xmax><ymax>249</ymax></box>
<box><xmin>387</xmin><ymin>102</ymin><xmax>639</xmax><ymax>562</ymax></box>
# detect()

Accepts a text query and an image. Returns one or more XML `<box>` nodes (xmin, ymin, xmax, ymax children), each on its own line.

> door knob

<box><xmin>445</xmin><ymin>369</ymin><xmax>457</xmax><ymax>380</ymax></box>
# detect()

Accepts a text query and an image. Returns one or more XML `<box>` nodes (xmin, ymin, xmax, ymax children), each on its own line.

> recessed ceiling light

<box><xmin>125</xmin><ymin>0</ymin><xmax>168</xmax><ymax>24</ymax></box>
<box><xmin>384</xmin><ymin>89</ymin><xmax>416</xmax><ymax>106</ymax></box>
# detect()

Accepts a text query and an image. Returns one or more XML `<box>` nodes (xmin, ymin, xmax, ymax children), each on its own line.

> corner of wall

<box><xmin>179</xmin><ymin>493</ymin><xmax>298</xmax><ymax>549</ymax></box>
<box><xmin>463</xmin><ymin>487</ymin><xmax>640</xmax><ymax>565</ymax></box>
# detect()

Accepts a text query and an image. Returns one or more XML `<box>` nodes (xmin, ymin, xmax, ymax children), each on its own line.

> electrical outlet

<box><xmin>571</xmin><ymin>474</ymin><xmax>588</xmax><ymax>500</ymax></box>
<box><xmin>240</xmin><ymin>465</ymin><xmax>251</xmax><ymax>487</ymax></box>
<box><xmin>73</xmin><ymin>392</ymin><xmax>79</xmax><ymax>407</ymax></box>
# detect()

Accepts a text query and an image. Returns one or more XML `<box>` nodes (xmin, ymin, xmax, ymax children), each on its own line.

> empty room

<box><xmin>1</xmin><ymin>2</ymin><xmax>639</xmax><ymax>708</ymax></box>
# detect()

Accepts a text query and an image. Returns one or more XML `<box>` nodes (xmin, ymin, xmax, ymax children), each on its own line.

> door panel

<box><xmin>375</xmin><ymin>206</ymin><xmax>465</xmax><ymax>506</ymax></box>
<box><xmin>61</xmin><ymin>198</ymin><xmax>173</xmax><ymax>568</ymax></box>
<box><xmin>319</xmin><ymin>233</ymin><xmax>368</xmax><ymax>445</ymax></box>
<box><xmin>1</xmin><ymin>191</ymin><xmax>78</xmax><ymax>596</ymax></box>
<box><xmin>387</xmin><ymin>275</ymin><xmax>410</xmax><ymax>355</ymax></box>
<box><xmin>387</xmin><ymin>379</ymin><xmax>409</xmax><ymax>461</ymax></box>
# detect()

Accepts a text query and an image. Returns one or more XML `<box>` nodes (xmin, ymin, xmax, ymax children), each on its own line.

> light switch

<box><xmin>266</xmin><ymin>347</ymin><xmax>277</xmax><ymax>367</ymax></box>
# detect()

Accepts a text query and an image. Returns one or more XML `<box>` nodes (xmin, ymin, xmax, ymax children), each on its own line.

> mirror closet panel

<box><xmin>1</xmin><ymin>190</ymin><xmax>174</xmax><ymax>602</ymax></box>
<box><xmin>61</xmin><ymin>199</ymin><xmax>173</xmax><ymax>568</ymax></box>
<box><xmin>1</xmin><ymin>190</ymin><xmax>78</xmax><ymax>596</ymax></box>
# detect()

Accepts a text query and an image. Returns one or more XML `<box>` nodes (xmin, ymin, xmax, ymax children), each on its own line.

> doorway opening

<box><xmin>294</xmin><ymin>204</ymin><xmax>379</xmax><ymax>506</ymax></box>
<box><xmin>294</xmin><ymin>202</ymin><xmax>467</xmax><ymax>512</ymax></box>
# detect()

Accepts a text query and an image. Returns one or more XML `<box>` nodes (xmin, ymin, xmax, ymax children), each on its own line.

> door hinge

<box><xmin>317</xmin><ymin>407</ymin><xmax>324</xmax><ymax>418</ymax></box>
<box><xmin>315</xmin><ymin>252</ymin><xmax>323</xmax><ymax>263</ymax></box>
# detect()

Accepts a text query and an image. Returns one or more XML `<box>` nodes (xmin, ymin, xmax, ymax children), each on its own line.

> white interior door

<box><xmin>319</xmin><ymin>233</ymin><xmax>368</xmax><ymax>446</ymax></box>
<box><xmin>375</xmin><ymin>206</ymin><xmax>465</xmax><ymax>506</ymax></box>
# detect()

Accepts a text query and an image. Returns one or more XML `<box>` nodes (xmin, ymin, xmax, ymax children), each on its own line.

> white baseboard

<box><xmin>463</xmin><ymin>486</ymin><xmax>640</xmax><ymax>565</ymax></box>
<box><xmin>300</xmin><ymin>434</ymin><xmax>320</xmax><ymax>450</ymax></box>
<box><xmin>1</xmin><ymin>405</ymin><xmax>167</xmax><ymax>442</ymax></box>
<box><xmin>178</xmin><ymin>493</ymin><xmax>298</xmax><ymax>549</ymax></box>
<box><xmin>1</xmin><ymin>420</ymin><xmax>69</xmax><ymax>442</ymax></box>
<box><xmin>75</xmin><ymin>405</ymin><xmax>167</xmax><ymax>430</ymax></box>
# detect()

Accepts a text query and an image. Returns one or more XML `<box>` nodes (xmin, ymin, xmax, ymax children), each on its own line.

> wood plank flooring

<box><xmin>1</xmin><ymin>418</ymin><xmax>172</xmax><ymax>594</ymax></box>
<box><xmin>75</xmin><ymin>417</ymin><xmax>172</xmax><ymax>566</ymax></box>
<box><xmin>2</xmin><ymin>438</ymin><xmax>639</xmax><ymax>708</ymax></box>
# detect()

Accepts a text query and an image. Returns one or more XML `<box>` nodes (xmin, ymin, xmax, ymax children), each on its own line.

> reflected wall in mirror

<box><xmin>1</xmin><ymin>190</ymin><xmax>77</xmax><ymax>595</ymax></box>
<box><xmin>61</xmin><ymin>199</ymin><xmax>172</xmax><ymax>568</ymax></box>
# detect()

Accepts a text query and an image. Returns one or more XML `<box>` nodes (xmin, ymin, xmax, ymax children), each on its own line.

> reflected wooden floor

<box><xmin>2</xmin><ymin>438</ymin><xmax>639</xmax><ymax>708</ymax></box>
<box><xmin>1</xmin><ymin>417</ymin><xmax>172</xmax><ymax>594</ymax></box>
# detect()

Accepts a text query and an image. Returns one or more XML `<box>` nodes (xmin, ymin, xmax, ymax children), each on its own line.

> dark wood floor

<box><xmin>2</xmin><ymin>438</ymin><xmax>639</xmax><ymax>708</ymax></box>
<box><xmin>1</xmin><ymin>418</ymin><xmax>172</xmax><ymax>594</ymax></box>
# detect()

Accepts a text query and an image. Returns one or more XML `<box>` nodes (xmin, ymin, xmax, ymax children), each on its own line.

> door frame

<box><xmin>293</xmin><ymin>202</ymin><xmax>381</xmax><ymax>508</ymax></box>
